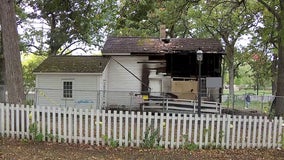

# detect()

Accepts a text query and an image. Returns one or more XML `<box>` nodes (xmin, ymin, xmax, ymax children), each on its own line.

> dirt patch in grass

<box><xmin>0</xmin><ymin>138</ymin><xmax>283</xmax><ymax>160</ymax></box>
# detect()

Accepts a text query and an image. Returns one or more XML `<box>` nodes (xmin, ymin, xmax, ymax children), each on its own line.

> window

<box><xmin>63</xmin><ymin>81</ymin><xmax>73</xmax><ymax>98</ymax></box>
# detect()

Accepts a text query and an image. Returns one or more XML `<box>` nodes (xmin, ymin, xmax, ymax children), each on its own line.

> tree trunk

<box><xmin>0</xmin><ymin>11</ymin><xmax>5</xmax><ymax>103</ymax></box>
<box><xmin>275</xmin><ymin>7</ymin><xmax>284</xmax><ymax>116</ymax></box>
<box><xmin>0</xmin><ymin>0</ymin><xmax>25</xmax><ymax>104</ymax></box>
<box><xmin>49</xmin><ymin>13</ymin><xmax>61</xmax><ymax>56</ymax></box>
<box><xmin>271</xmin><ymin>53</ymin><xmax>277</xmax><ymax>95</ymax></box>
<box><xmin>225</xmin><ymin>45</ymin><xmax>235</xmax><ymax>108</ymax></box>
<box><xmin>0</xmin><ymin>54</ymin><xmax>5</xmax><ymax>103</ymax></box>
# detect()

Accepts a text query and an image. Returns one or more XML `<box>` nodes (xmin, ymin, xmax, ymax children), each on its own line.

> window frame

<box><xmin>62</xmin><ymin>80</ymin><xmax>73</xmax><ymax>99</ymax></box>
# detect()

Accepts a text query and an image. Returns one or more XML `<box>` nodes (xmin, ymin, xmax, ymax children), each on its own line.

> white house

<box><xmin>34</xmin><ymin>56</ymin><xmax>109</xmax><ymax>109</ymax></box>
<box><xmin>34</xmin><ymin>36</ymin><xmax>224</xmax><ymax>110</ymax></box>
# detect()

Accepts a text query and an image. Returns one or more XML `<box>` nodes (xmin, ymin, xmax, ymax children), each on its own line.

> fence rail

<box><xmin>0</xmin><ymin>103</ymin><xmax>283</xmax><ymax>149</ymax></box>
<box><xmin>142</xmin><ymin>98</ymin><xmax>222</xmax><ymax>114</ymax></box>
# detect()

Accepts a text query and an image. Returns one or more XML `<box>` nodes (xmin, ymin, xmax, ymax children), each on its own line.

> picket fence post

<box><xmin>278</xmin><ymin>117</ymin><xmax>283</xmax><ymax>148</ymax></box>
<box><xmin>136</xmin><ymin>111</ymin><xmax>141</xmax><ymax>147</ymax></box>
<box><xmin>125</xmin><ymin>111</ymin><xmax>129</xmax><ymax>147</ymax></box>
<box><xmin>130</xmin><ymin>111</ymin><xmax>135</xmax><ymax>147</ymax></box>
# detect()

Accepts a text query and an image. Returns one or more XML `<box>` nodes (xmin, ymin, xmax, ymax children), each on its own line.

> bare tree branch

<box><xmin>62</xmin><ymin>47</ymin><xmax>87</xmax><ymax>55</ymax></box>
<box><xmin>60</xmin><ymin>40</ymin><xmax>81</xmax><ymax>55</ymax></box>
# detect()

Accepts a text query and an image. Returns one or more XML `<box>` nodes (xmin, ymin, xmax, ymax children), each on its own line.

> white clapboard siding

<box><xmin>106</xmin><ymin>56</ymin><xmax>148</xmax><ymax>107</ymax></box>
<box><xmin>0</xmin><ymin>103</ymin><xmax>283</xmax><ymax>149</ymax></box>
<box><xmin>36</xmin><ymin>74</ymin><xmax>101</xmax><ymax>108</ymax></box>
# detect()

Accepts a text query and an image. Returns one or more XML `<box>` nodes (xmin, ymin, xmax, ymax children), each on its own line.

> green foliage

<box><xmin>221</xmin><ymin>94</ymin><xmax>272</xmax><ymax>112</ymax></box>
<box><xmin>29</xmin><ymin>122</ymin><xmax>38</xmax><ymax>137</ymax></box>
<box><xmin>219</xmin><ymin>130</ymin><xmax>224</xmax><ymax>144</ymax></box>
<box><xmin>29</xmin><ymin>122</ymin><xmax>44</xmax><ymax>142</ymax></box>
<box><xmin>268</xmin><ymin>109</ymin><xmax>276</xmax><ymax>119</ymax></box>
<box><xmin>24</xmin><ymin>99</ymin><xmax>34</xmax><ymax>106</ymax></box>
<box><xmin>114</xmin><ymin>0</ymin><xmax>200</xmax><ymax>38</ymax></box>
<box><xmin>102</xmin><ymin>135</ymin><xmax>119</xmax><ymax>148</ymax></box>
<box><xmin>253</xmin><ymin>0</ymin><xmax>284</xmax><ymax>115</ymax></box>
<box><xmin>224</xmin><ymin>61</ymin><xmax>271</xmax><ymax>90</ymax></box>
<box><xmin>46</xmin><ymin>133</ymin><xmax>58</xmax><ymax>141</ymax></box>
<box><xmin>184</xmin><ymin>142</ymin><xmax>199</xmax><ymax>151</ymax></box>
<box><xmin>182</xmin><ymin>135</ymin><xmax>198</xmax><ymax>150</ymax></box>
<box><xmin>182</xmin><ymin>135</ymin><xmax>198</xmax><ymax>151</ymax></box>
<box><xmin>22</xmin><ymin>53</ymin><xmax>46</xmax><ymax>95</ymax></box>
<box><xmin>109</xmin><ymin>138</ymin><xmax>119</xmax><ymax>148</ymax></box>
<box><xmin>233</xmin><ymin>65</ymin><xmax>253</xmax><ymax>86</ymax></box>
<box><xmin>103</xmin><ymin>135</ymin><xmax>108</xmax><ymax>143</ymax></box>
<box><xmin>242</xmin><ymin>50</ymin><xmax>272</xmax><ymax>89</ymax></box>
<box><xmin>21</xmin><ymin>0</ymin><xmax>118</xmax><ymax>55</ymax></box>
<box><xmin>223</xmin><ymin>89</ymin><xmax>272</xmax><ymax>95</ymax></box>
<box><xmin>35</xmin><ymin>133</ymin><xmax>44</xmax><ymax>142</ymax></box>
<box><xmin>142</xmin><ymin>126</ymin><xmax>161</xmax><ymax>148</ymax></box>
<box><xmin>113</xmin><ymin>0</ymin><xmax>156</xmax><ymax>37</ymax></box>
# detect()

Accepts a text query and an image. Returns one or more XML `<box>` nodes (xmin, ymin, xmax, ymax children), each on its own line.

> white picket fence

<box><xmin>0</xmin><ymin>103</ymin><xmax>283</xmax><ymax>149</ymax></box>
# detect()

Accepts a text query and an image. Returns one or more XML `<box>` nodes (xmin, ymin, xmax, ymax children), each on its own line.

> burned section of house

<box><xmin>102</xmin><ymin>36</ymin><xmax>225</xmax><ymax>103</ymax></box>
<box><xmin>164</xmin><ymin>38</ymin><xmax>224</xmax><ymax>102</ymax></box>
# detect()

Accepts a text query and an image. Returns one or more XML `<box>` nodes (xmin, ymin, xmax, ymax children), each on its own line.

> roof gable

<box><xmin>102</xmin><ymin>37</ymin><xmax>224</xmax><ymax>54</ymax></box>
<box><xmin>34</xmin><ymin>56</ymin><xmax>109</xmax><ymax>73</ymax></box>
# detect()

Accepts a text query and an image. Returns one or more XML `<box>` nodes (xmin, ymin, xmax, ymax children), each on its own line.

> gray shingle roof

<box><xmin>102</xmin><ymin>37</ymin><xmax>224</xmax><ymax>54</ymax></box>
<box><xmin>34</xmin><ymin>56</ymin><xmax>109</xmax><ymax>73</ymax></box>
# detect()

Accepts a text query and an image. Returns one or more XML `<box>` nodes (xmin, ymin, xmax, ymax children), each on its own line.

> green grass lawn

<box><xmin>221</xmin><ymin>98</ymin><xmax>272</xmax><ymax>113</ymax></box>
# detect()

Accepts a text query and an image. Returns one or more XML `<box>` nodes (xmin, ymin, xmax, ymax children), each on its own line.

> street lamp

<box><xmin>196</xmin><ymin>49</ymin><xmax>203</xmax><ymax>116</ymax></box>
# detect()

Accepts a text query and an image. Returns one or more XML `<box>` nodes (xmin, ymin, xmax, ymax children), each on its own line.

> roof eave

<box><xmin>34</xmin><ymin>72</ymin><xmax>103</xmax><ymax>76</ymax></box>
<box><xmin>102</xmin><ymin>52</ymin><xmax>131</xmax><ymax>55</ymax></box>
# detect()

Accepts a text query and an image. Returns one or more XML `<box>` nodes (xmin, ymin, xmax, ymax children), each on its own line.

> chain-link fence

<box><xmin>221</xmin><ymin>94</ymin><xmax>275</xmax><ymax>113</ymax></box>
<box><xmin>33</xmin><ymin>88</ymin><xmax>149</xmax><ymax>110</ymax></box>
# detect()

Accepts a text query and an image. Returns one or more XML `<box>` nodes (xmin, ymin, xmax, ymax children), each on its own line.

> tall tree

<box><xmin>25</xmin><ymin>0</ymin><xmax>117</xmax><ymax>55</ymax></box>
<box><xmin>193</xmin><ymin>1</ymin><xmax>259</xmax><ymax>106</ymax></box>
<box><xmin>114</xmin><ymin>0</ymin><xmax>160</xmax><ymax>36</ymax></box>
<box><xmin>0</xmin><ymin>0</ymin><xmax>25</xmax><ymax>104</ymax></box>
<box><xmin>243</xmin><ymin>50</ymin><xmax>272</xmax><ymax>94</ymax></box>
<box><xmin>255</xmin><ymin>0</ymin><xmax>284</xmax><ymax>115</ymax></box>
<box><xmin>114</xmin><ymin>0</ymin><xmax>201</xmax><ymax>38</ymax></box>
